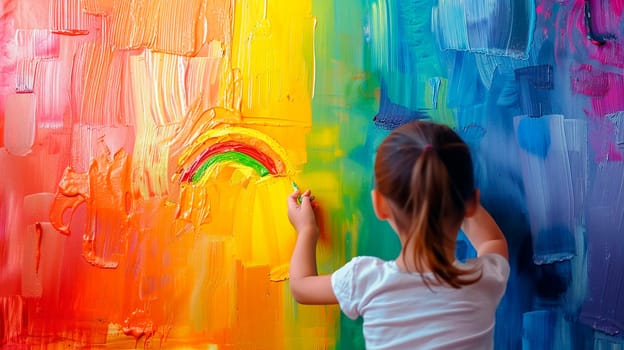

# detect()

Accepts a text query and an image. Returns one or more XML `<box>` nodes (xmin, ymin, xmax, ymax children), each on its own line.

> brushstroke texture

<box><xmin>432</xmin><ymin>0</ymin><xmax>536</xmax><ymax>58</ymax></box>
<box><xmin>3</xmin><ymin>0</ymin><xmax>624</xmax><ymax>349</ymax></box>
<box><xmin>581</xmin><ymin>160</ymin><xmax>624</xmax><ymax>336</ymax></box>
<box><xmin>515</xmin><ymin>116</ymin><xmax>578</xmax><ymax>263</ymax></box>
<box><xmin>2</xmin><ymin>1</ymin><xmax>325</xmax><ymax>348</ymax></box>
<box><xmin>370</xmin><ymin>0</ymin><xmax>443</xmax><ymax>129</ymax></box>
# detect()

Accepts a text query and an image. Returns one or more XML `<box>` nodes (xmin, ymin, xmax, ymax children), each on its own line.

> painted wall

<box><xmin>1</xmin><ymin>0</ymin><xmax>623</xmax><ymax>349</ymax></box>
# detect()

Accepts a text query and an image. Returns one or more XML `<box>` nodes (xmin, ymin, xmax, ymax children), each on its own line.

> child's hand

<box><xmin>287</xmin><ymin>189</ymin><xmax>318</xmax><ymax>236</ymax></box>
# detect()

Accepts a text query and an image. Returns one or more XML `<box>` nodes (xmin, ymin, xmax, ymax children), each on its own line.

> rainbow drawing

<box><xmin>176</xmin><ymin>126</ymin><xmax>293</xmax><ymax>186</ymax></box>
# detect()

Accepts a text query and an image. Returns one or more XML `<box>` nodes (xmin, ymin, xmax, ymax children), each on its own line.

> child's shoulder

<box><xmin>475</xmin><ymin>253</ymin><xmax>509</xmax><ymax>271</ymax></box>
<box><xmin>349</xmin><ymin>255</ymin><xmax>387</xmax><ymax>263</ymax></box>
<box><xmin>346</xmin><ymin>255</ymin><xmax>389</xmax><ymax>268</ymax></box>
<box><xmin>338</xmin><ymin>256</ymin><xmax>395</xmax><ymax>279</ymax></box>
<box><xmin>464</xmin><ymin>253</ymin><xmax>510</xmax><ymax>284</ymax></box>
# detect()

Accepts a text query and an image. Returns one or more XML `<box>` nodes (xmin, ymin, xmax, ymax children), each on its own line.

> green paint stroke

<box><xmin>191</xmin><ymin>151</ymin><xmax>270</xmax><ymax>182</ymax></box>
<box><xmin>308</xmin><ymin>1</ymin><xmax>450</xmax><ymax>349</ymax></box>
<box><xmin>310</xmin><ymin>1</ymin><xmax>382</xmax><ymax>349</ymax></box>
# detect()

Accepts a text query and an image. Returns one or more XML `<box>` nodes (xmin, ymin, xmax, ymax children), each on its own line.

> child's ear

<box><xmin>371</xmin><ymin>189</ymin><xmax>391</xmax><ymax>220</ymax></box>
<box><xmin>464</xmin><ymin>189</ymin><xmax>480</xmax><ymax>218</ymax></box>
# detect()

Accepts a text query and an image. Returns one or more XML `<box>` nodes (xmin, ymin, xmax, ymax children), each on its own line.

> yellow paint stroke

<box><xmin>232</xmin><ymin>0</ymin><xmax>315</xmax><ymax>123</ymax></box>
<box><xmin>424</xmin><ymin>77</ymin><xmax>457</xmax><ymax>128</ymax></box>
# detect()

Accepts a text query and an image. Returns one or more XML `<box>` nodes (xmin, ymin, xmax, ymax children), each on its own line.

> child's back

<box><xmin>287</xmin><ymin>120</ymin><xmax>509</xmax><ymax>349</ymax></box>
<box><xmin>333</xmin><ymin>254</ymin><xmax>508</xmax><ymax>349</ymax></box>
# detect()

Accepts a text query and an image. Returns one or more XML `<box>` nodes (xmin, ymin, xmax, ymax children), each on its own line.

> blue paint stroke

<box><xmin>432</xmin><ymin>0</ymin><xmax>536</xmax><ymax>59</ymax></box>
<box><xmin>514</xmin><ymin>115</ymin><xmax>579</xmax><ymax>265</ymax></box>
<box><xmin>469</xmin><ymin>70</ymin><xmax>533</xmax><ymax>349</ymax></box>
<box><xmin>522</xmin><ymin>310</ymin><xmax>557</xmax><ymax>350</ymax></box>
<box><xmin>457</xmin><ymin>107</ymin><xmax>487</xmax><ymax>145</ymax></box>
<box><xmin>369</xmin><ymin>0</ymin><xmax>442</xmax><ymax>128</ymax></box>
<box><xmin>522</xmin><ymin>310</ymin><xmax>593</xmax><ymax>350</ymax></box>
<box><xmin>428</xmin><ymin>77</ymin><xmax>441</xmax><ymax>109</ymax></box>
<box><xmin>533</xmin><ymin>260</ymin><xmax>571</xmax><ymax>301</ymax></box>
<box><xmin>607</xmin><ymin>111</ymin><xmax>624</xmax><ymax>150</ymax></box>
<box><xmin>517</xmin><ymin>117</ymin><xmax>551</xmax><ymax>158</ymax></box>
<box><xmin>373</xmin><ymin>81</ymin><xmax>429</xmax><ymax>129</ymax></box>
<box><xmin>514</xmin><ymin>65</ymin><xmax>554</xmax><ymax>118</ymax></box>
<box><xmin>448</xmin><ymin>52</ymin><xmax>486</xmax><ymax>108</ymax></box>
<box><xmin>580</xmin><ymin>161</ymin><xmax>624</xmax><ymax>336</ymax></box>
<box><xmin>562</xmin><ymin>119</ymin><xmax>589</xmax><ymax>227</ymax></box>
<box><xmin>594</xmin><ymin>332</ymin><xmax>624</xmax><ymax>349</ymax></box>
<box><xmin>497</xmin><ymin>79</ymin><xmax>521</xmax><ymax>108</ymax></box>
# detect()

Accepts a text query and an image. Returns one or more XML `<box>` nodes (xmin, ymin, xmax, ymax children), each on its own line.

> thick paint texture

<box><xmin>1</xmin><ymin>0</ymin><xmax>624</xmax><ymax>349</ymax></box>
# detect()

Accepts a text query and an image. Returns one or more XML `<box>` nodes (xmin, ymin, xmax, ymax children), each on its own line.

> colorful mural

<box><xmin>1</xmin><ymin>0</ymin><xmax>623</xmax><ymax>349</ymax></box>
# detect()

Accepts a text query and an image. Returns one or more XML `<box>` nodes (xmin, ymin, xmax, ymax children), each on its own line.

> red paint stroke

<box><xmin>122</xmin><ymin>309</ymin><xmax>155</xmax><ymax>348</ymax></box>
<box><xmin>570</xmin><ymin>64</ymin><xmax>610</xmax><ymax>97</ymax></box>
<box><xmin>35</xmin><ymin>222</ymin><xmax>42</xmax><ymax>274</ymax></box>
<box><xmin>50</xmin><ymin>167</ymin><xmax>89</xmax><ymax>235</ymax></box>
<box><xmin>179</xmin><ymin>141</ymin><xmax>279</xmax><ymax>182</ymax></box>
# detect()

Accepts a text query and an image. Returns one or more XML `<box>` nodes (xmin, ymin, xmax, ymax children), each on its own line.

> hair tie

<box><xmin>423</xmin><ymin>144</ymin><xmax>433</xmax><ymax>152</ymax></box>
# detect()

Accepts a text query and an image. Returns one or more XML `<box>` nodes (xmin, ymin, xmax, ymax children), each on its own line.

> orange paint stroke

<box><xmin>110</xmin><ymin>0</ymin><xmax>209</xmax><ymax>56</ymax></box>
<box><xmin>50</xmin><ymin>0</ymin><xmax>91</xmax><ymax>35</ymax></box>
<box><xmin>82</xmin><ymin>0</ymin><xmax>115</xmax><ymax>16</ymax></box>
<box><xmin>50</xmin><ymin>140</ymin><xmax>131</xmax><ymax>268</ymax></box>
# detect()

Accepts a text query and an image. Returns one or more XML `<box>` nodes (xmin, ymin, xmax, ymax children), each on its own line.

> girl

<box><xmin>287</xmin><ymin>120</ymin><xmax>509</xmax><ymax>349</ymax></box>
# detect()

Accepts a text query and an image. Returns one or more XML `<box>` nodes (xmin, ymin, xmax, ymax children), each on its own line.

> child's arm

<box><xmin>461</xmin><ymin>202</ymin><xmax>509</xmax><ymax>260</ymax></box>
<box><xmin>287</xmin><ymin>190</ymin><xmax>338</xmax><ymax>305</ymax></box>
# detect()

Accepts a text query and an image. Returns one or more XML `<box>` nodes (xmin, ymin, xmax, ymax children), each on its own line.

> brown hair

<box><xmin>374</xmin><ymin>120</ymin><xmax>480</xmax><ymax>288</ymax></box>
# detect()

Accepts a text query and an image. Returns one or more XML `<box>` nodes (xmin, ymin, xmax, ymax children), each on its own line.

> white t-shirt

<box><xmin>331</xmin><ymin>254</ymin><xmax>510</xmax><ymax>350</ymax></box>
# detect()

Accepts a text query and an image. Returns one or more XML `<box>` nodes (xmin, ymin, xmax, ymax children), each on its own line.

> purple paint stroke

<box><xmin>580</xmin><ymin>161</ymin><xmax>624</xmax><ymax>336</ymax></box>
<box><xmin>570</xmin><ymin>64</ymin><xmax>624</xmax><ymax>162</ymax></box>
<box><xmin>607</xmin><ymin>111</ymin><xmax>624</xmax><ymax>150</ymax></box>
<box><xmin>587</xmin><ymin>113</ymin><xmax>624</xmax><ymax>162</ymax></box>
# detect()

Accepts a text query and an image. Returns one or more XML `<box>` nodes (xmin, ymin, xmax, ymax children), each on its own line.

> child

<box><xmin>287</xmin><ymin>120</ymin><xmax>509</xmax><ymax>349</ymax></box>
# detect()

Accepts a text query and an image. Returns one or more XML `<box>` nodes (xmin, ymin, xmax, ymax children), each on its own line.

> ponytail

<box><xmin>403</xmin><ymin>145</ymin><xmax>480</xmax><ymax>288</ymax></box>
<box><xmin>374</xmin><ymin>121</ymin><xmax>480</xmax><ymax>289</ymax></box>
